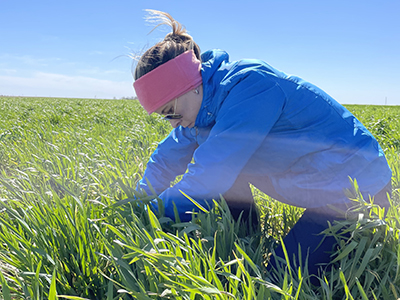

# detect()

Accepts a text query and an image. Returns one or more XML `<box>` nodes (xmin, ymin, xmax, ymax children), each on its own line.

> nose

<box><xmin>169</xmin><ymin>119</ymin><xmax>181</xmax><ymax>128</ymax></box>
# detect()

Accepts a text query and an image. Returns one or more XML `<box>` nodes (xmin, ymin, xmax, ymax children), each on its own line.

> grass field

<box><xmin>0</xmin><ymin>96</ymin><xmax>399</xmax><ymax>299</ymax></box>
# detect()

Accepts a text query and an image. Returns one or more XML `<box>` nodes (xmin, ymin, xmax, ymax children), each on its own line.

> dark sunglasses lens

<box><xmin>163</xmin><ymin>114</ymin><xmax>182</xmax><ymax>120</ymax></box>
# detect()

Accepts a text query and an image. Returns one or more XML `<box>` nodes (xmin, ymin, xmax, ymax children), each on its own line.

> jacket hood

<box><xmin>195</xmin><ymin>49</ymin><xmax>230</xmax><ymax>128</ymax></box>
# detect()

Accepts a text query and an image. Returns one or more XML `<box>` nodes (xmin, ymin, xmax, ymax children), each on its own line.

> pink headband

<box><xmin>133</xmin><ymin>49</ymin><xmax>202</xmax><ymax>114</ymax></box>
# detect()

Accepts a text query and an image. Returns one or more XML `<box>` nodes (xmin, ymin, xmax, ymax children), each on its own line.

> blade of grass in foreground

<box><xmin>0</xmin><ymin>271</ymin><xmax>12</xmax><ymax>300</ymax></box>
<box><xmin>48</xmin><ymin>269</ymin><xmax>57</xmax><ymax>300</ymax></box>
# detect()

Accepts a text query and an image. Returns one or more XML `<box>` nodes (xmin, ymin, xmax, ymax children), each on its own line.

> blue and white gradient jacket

<box><xmin>138</xmin><ymin>49</ymin><xmax>392</xmax><ymax>221</ymax></box>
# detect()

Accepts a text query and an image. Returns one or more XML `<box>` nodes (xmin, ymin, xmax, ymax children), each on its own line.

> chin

<box><xmin>181</xmin><ymin>121</ymin><xmax>192</xmax><ymax>128</ymax></box>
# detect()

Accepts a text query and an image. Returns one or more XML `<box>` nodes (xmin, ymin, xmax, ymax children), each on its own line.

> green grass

<box><xmin>0</xmin><ymin>97</ymin><xmax>399</xmax><ymax>299</ymax></box>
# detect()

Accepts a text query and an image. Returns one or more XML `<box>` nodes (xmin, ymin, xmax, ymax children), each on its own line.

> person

<box><xmin>132</xmin><ymin>10</ymin><xmax>392</xmax><ymax>282</ymax></box>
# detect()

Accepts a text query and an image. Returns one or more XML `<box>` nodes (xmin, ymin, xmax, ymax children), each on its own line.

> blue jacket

<box><xmin>138</xmin><ymin>49</ymin><xmax>392</xmax><ymax>221</ymax></box>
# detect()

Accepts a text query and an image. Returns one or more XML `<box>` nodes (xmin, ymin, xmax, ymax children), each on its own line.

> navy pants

<box><xmin>223</xmin><ymin>174</ymin><xmax>259</xmax><ymax>228</ymax></box>
<box><xmin>224</xmin><ymin>176</ymin><xmax>391</xmax><ymax>284</ymax></box>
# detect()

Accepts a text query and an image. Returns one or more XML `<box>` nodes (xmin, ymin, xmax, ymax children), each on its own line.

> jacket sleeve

<box><xmin>137</xmin><ymin>126</ymin><xmax>198</xmax><ymax>196</ymax></box>
<box><xmin>158</xmin><ymin>71</ymin><xmax>286</xmax><ymax>221</ymax></box>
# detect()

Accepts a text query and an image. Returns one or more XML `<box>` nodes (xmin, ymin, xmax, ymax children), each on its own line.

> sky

<box><xmin>1</xmin><ymin>0</ymin><xmax>399</xmax><ymax>105</ymax></box>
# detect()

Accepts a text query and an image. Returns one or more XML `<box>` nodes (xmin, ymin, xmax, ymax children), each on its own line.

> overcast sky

<box><xmin>1</xmin><ymin>0</ymin><xmax>399</xmax><ymax>105</ymax></box>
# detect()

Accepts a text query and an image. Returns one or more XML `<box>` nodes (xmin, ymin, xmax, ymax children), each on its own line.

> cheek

<box><xmin>192</xmin><ymin>103</ymin><xmax>201</xmax><ymax>120</ymax></box>
<box><xmin>188</xmin><ymin>108</ymin><xmax>198</xmax><ymax>122</ymax></box>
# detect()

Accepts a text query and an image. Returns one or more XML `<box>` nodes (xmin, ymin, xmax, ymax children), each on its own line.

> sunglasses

<box><xmin>162</xmin><ymin>99</ymin><xmax>183</xmax><ymax>120</ymax></box>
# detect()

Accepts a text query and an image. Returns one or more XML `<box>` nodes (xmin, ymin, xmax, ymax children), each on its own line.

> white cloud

<box><xmin>76</xmin><ymin>67</ymin><xmax>126</xmax><ymax>77</ymax></box>
<box><xmin>0</xmin><ymin>69</ymin><xmax>18</xmax><ymax>75</ymax></box>
<box><xmin>0</xmin><ymin>72</ymin><xmax>135</xmax><ymax>99</ymax></box>
<box><xmin>0</xmin><ymin>54</ymin><xmax>61</xmax><ymax>67</ymax></box>
<box><xmin>89</xmin><ymin>51</ymin><xmax>105</xmax><ymax>55</ymax></box>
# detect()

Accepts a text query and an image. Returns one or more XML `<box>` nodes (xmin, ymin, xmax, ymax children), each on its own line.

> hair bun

<box><xmin>164</xmin><ymin>32</ymin><xmax>191</xmax><ymax>43</ymax></box>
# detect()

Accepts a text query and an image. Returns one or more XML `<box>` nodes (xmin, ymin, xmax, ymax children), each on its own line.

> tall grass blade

<box><xmin>0</xmin><ymin>271</ymin><xmax>12</xmax><ymax>300</ymax></box>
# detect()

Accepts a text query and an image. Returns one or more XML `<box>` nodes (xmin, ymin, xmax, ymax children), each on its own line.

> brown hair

<box><xmin>134</xmin><ymin>10</ymin><xmax>201</xmax><ymax>81</ymax></box>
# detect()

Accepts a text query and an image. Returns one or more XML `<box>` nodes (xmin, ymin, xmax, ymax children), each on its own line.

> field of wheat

<box><xmin>0</xmin><ymin>97</ymin><xmax>399</xmax><ymax>299</ymax></box>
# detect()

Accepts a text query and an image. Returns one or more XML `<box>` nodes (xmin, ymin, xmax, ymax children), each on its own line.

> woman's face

<box><xmin>155</xmin><ymin>85</ymin><xmax>203</xmax><ymax>128</ymax></box>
